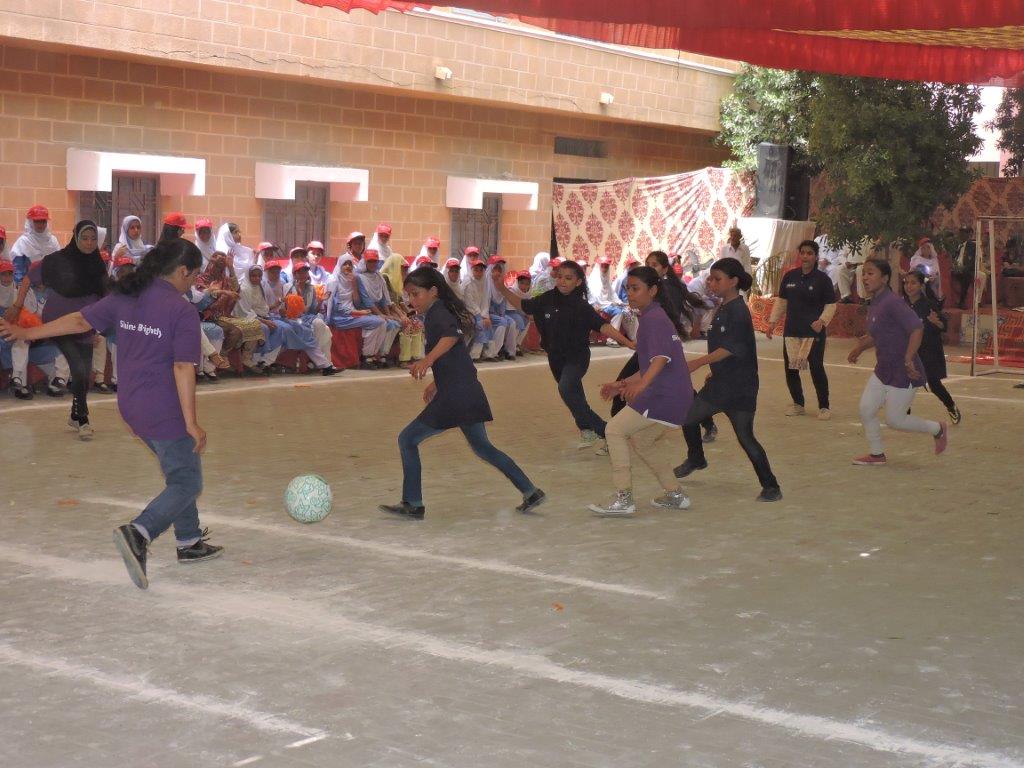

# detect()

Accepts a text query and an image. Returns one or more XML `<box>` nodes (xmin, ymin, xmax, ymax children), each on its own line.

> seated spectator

<box><xmin>1003</xmin><ymin>235</ymin><xmax>1024</xmax><ymax>277</ymax></box>
<box><xmin>283</xmin><ymin>246</ymin><xmax>307</xmax><ymax>283</ymax></box>
<box><xmin>380</xmin><ymin>252</ymin><xmax>424</xmax><ymax>369</ymax></box>
<box><xmin>531</xmin><ymin>256</ymin><xmax>559</xmax><ymax>295</ymax></box>
<box><xmin>443</xmin><ymin>258</ymin><xmax>464</xmax><ymax>298</ymax></box>
<box><xmin>1</xmin><ymin>259</ymin><xmax>69</xmax><ymax>399</ymax></box>
<box><xmin>305</xmin><ymin>241</ymin><xmax>333</xmax><ymax>287</ymax></box>
<box><xmin>237</xmin><ymin>264</ymin><xmax>286</xmax><ymax>372</ymax></box>
<box><xmin>194</xmin><ymin>218</ymin><xmax>216</xmax><ymax>267</ymax></box>
<box><xmin>909</xmin><ymin>238</ymin><xmax>945</xmax><ymax>302</ymax></box>
<box><xmin>260</xmin><ymin>259</ymin><xmax>334</xmax><ymax>373</ymax></box>
<box><xmin>462</xmin><ymin>256</ymin><xmax>505</xmax><ymax>361</ymax></box>
<box><xmin>10</xmin><ymin>205</ymin><xmax>60</xmax><ymax>285</ymax></box>
<box><xmin>485</xmin><ymin>255</ymin><xmax>521</xmax><ymax>360</ymax></box>
<box><xmin>286</xmin><ymin>262</ymin><xmax>336</xmax><ymax>374</ymax></box>
<box><xmin>194</xmin><ymin>252</ymin><xmax>265</xmax><ymax>372</ymax></box>
<box><xmin>354</xmin><ymin>249</ymin><xmax>404</xmax><ymax>367</ymax></box>
<box><xmin>92</xmin><ymin>256</ymin><xmax>135</xmax><ymax>393</ymax></box>
<box><xmin>111</xmin><ymin>215</ymin><xmax>151</xmax><ymax>268</ymax></box>
<box><xmin>587</xmin><ymin>256</ymin><xmax>626</xmax><ymax>319</ymax></box>
<box><xmin>160</xmin><ymin>212</ymin><xmax>188</xmax><ymax>241</ymax></box>
<box><xmin>418</xmin><ymin>236</ymin><xmax>441</xmax><ymax>265</ymax></box>
<box><xmin>255</xmin><ymin>241</ymin><xmax>280</xmax><ymax>270</ymax></box>
<box><xmin>330</xmin><ymin>232</ymin><xmax>366</xmax><ymax>282</ymax></box>
<box><xmin>215</xmin><ymin>222</ymin><xmax>255</xmax><ymax>274</ymax></box>
<box><xmin>328</xmin><ymin>254</ymin><xmax>389</xmax><ymax>369</ymax></box>
<box><xmin>368</xmin><ymin>223</ymin><xmax>393</xmax><ymax>262</ymax></box>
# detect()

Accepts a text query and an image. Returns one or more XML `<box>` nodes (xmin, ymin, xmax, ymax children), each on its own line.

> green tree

<box><xmin>717</xmin><ymin>66</ymin><xmax>819</xmax><ymax>173</ymax></box>
<box><xmin>989</xmin><ymin>87</ymin><xmax>1024</xmax><ymax>177</ymax></box>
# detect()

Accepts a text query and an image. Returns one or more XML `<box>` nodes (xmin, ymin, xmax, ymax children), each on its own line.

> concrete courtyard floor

<box><xmin>1</xmin><ymin>338</ymin><xmax>1022</xmax><ymax>768</ymax></box>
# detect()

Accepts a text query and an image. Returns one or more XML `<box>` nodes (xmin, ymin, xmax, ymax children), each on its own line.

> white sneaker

<box><xmin>78</xmin><ymin>422</ymin><xmax>94</xmax><ymax>441</ymax></box>
<box><xmin>818</xmin><ymin>408</ymin><xmax>832</xmax><ymax>421</ymax></box>
<box><xmin>785</xmin><ymin>404</ymin><xmax>805</xmax><ymax>417</ymax></box>
<box><xmin>589</xmin><ymin>491</ymin><xmax>636</xmax><ymax>517</ymax></box>
<box><xmin>577</xmin><ymin>429</ymin><xmax>599</xmax><ymax>449</ymax></box>
<box><xmin>651</xmin><ymin>490</ymin><xmax>691</xmax><ymax>510</ymax></box>
<box><xmin>593</xmin><ymin>439</ymin><xmax>609</xmax><ymax>456</ymax></box>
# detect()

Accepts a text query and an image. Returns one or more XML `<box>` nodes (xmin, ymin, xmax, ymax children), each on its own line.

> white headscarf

<box><xmin>909</xmin><ymin>241</ymin><xmax>943</xmax><ymax>298</ymax></box>
<box><xmin>367</xmin><ymin>232</ymin><xmax>393</xmax><ymax>263</ymax></box>
<box><xmin>409</xmin><ymin>255</ymin><xmax>436</xmax><ymax>275</ymax></box>
<box><xmin>238</xmin><ymin>266</ymin><xmax>270</xmax><ymax>318</ymax></box>
<box><xmin>586</xmin><ymin>262</ymin><xmax>617</xmax><ymax>305</ymax></box>
<box><xmin>443</xmin><ymin>263</ymin><xmax>464</xmax><ymax>298</ymax></box>
<box><xmin>529</xmin><ymin>251</ymin><xmax>549</xmax><ymax>280</ymax></box>
<box><xmin>462</xmin><ymin>265</ymin><xmax>490</xmax><ymax>317</ymax></box>
<box><xmin>216</xmin><ymin>222</ymin><xmax>254</xmax><ymax>275</ymax></box>
<box><xmin>115</xmin><ymin>215</ymin><xmax>150</xmax><ymax>263</ymax></box>
<box><xmin>195</xmin><ymin>227</ymin><xmax>217</xmax><ymax>266</ymax></box>
<box><xmin>355</xmin><ymin>257</ymin><xmax>388</xmax><ymax>305</ymax></box>
<box><xmin>11</xmin><ymin>218</ymin><xmax>59</xmax><ymax>262</ymax></box>
<box><xmin>484</xmin><ymin>260</ymin><xmax>508</xmax><ymax>312</ymax></box>
<box><xmin>327</xmin><ymin>254</ymin><xmax>358</xmax><ymax>321</ymax></box>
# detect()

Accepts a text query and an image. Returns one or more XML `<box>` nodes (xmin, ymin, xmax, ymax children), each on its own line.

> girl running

<box><xmin>491</xmin><ymin>260</ymin><xmax>633</xmax><ymax>449</ymax></box>
<box><xmin>903</xmin><ymin>269</ymin><xmax>961</xmax><ymax>424</ymax></box>
<box><xmin>0</xmin><ymin>238</ymin><xmax>223</xmax><ymax>589</ymax></box>
<box><xmin>847</xmin><ymin>259</ymin><xmax>949</xmax><ymax>465</ymax></box>
<box><xmin>379</xmin><ymin>268</ymin><xmax>545</xmax><ymax>520</ymax></box>
<box><xmin>590</xmin><ymin>266</ymin><xmax>694</xmax><ymax>517</ymax></box>
<box><xmin>675</xmin><ymin>257</ymin><xmax>782</xmax><ymax>501</ymax></box>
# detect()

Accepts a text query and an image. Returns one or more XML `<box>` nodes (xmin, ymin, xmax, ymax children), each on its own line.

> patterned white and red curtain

<box><xmin>551</xmin><ymin>168</ymin><xmax>755</xmax><ymax>270</ymax></box>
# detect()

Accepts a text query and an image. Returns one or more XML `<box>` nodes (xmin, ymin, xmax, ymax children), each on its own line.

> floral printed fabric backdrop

<box><xmin>552</xmin><ymin>168</ymin><xmax>755</xmax><ymax>269</ymax></box>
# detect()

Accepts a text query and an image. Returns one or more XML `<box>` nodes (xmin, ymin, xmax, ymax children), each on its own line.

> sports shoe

<box><xmin>934</xmin><ymin>421</ymin><xmax>949</xmax><ymax>455</ymax></box>
<box><xmin>589</xmin><ymin>490</ymin><xmax>636</xmax><ymax>517</ymax></box>
<box><xmin>702</xmin><ymin>425</ymin><xmax>718</xmax><ymax>443</ymax></box>
<box><xmin>78</xmin><ymin>422</ymin><xmax>94</xmax><ymax>441</ymax></box>
<box><xmin>852</xmin><ymin>453</ymin><xmax>887</xmax><ymax>466</ymax></box>
<box><xmin>948</xmin><ymin>406</ymin><xmax>962</xmax><ymax>425</ymax></box>
<box><xmin>593</xmin><ymin>439</ymin><xmax>609</xmax><ymax>456</ymax></box>
<box><xmin>379</xmin><ymin>502</ymin><xmax>425</xmax><ymax>520</ymax></box>
<box><xmin>785</xmin><ymin>404</ymin><xmax>805</xmax><ymax>416</ymax></box>
<box><xmin>818</xmin><ymin>408</ymin><xmax>832</xmax><ymax>421</ymax></box>
<box><xmin>321</xmin><ymin>365</ymin><xmax>339</xmax><ymax>376</ymax></box>
<box><xmin>516</xmin><ymin>489</ymin><xmax>547</xmax><ymax>514</ymax></box>
<box><xmin>177</xmin><ymin>529</ymin><xmax>224</xmax><ymax>564</ymax></box>
<box><xmin>94</xmin><ymin>381</ymin><xmax>113</xmax><ymax>394</ymax></box>
<box><xmin>112</xmin><ymin>524</ymin><xmax>148</xmax><ymax>590</ymax></box>
<box><xmin>46</xmin><ymin>378</ymin><xmax>66</xmax><ymax>397</ymax></box>
<box><xmin>11</xmin><ymin>378</ymin><xmax>33</xmax><ymax>400</ymax></box>
<box><xmin>651</xmin><ymin>489</ymin><xmax>691</xmax><ymax>510</ymax></box>
<box><xmin>577</xmin><ymin>429</ymin><xmax>600</xmax><ymax>449</ymax></box>
<box><xmin>757</xmin><ymin>486</ymin><xmax>783</xmax><ymax>502</ymax></box>
<box><xmin>673</xmin><ymin>459</ymin><xmax>708</xmax><ymax>479</ymax></box>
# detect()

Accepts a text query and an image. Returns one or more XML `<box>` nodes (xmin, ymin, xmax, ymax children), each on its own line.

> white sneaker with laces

<box><xmin>593</xmin><ymin>439</ymin><xmax>609</xmax><ymax>456</ymax></box>
<box><xmin>651</xmin><ymin>490</ymin><xmax>691</xmax><ymax>510</ymax></box>
<box><xmin>785</xmin><ymin>404</ymin><xmax>805</xmax><ymax>417</ymax></box>
<box><xmin>589</xmin><ymin>491</ymin><xmax>636</xmax><ymax>517</ymax></box>
<box><xmin>577</xmin><ymin>429</ymin><xmax>599</xmax><ymax>449</ymax></box>
<box><xmin>818</xmin><ymin>408</ymin><xmax>831</xmax><ymax>421</ymax></box>
<box><xmin>78</xmin><ymin>422</ymin><xmax>94</xmax><ymax>441</ymax></box>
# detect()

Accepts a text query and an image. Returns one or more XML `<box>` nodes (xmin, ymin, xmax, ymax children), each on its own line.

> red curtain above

<box><xmin>299</xmin><ymin>0</ymin><xmax>1024</xmax><ymax>85</ymax></box>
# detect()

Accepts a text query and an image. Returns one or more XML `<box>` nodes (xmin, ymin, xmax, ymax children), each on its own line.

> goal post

<box><xmin>970</xmin><ymin>216</ymin><xmax>1024</xmax><ymax>378</ymax></box>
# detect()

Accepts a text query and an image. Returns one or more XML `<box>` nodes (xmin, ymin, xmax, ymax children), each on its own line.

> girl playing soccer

<box><xmin>590</xmin><ymin>266</ymin><xmax>694</xmax><ymax>517</ymax></box>
<box><xmin>903</xmin><ymin>269</ymin><xmax>961</xmax><ymax>424</ymax></box>
<box><xmin>848</xmin><ymin>259</ymin><xmax>949</xmax><ymax>465</ymax></box>
<box><xmin>379</xmin><ymin>268</ymin><xmax>545</xmax><ymax>520</ymax></box>
<box><xmin>491</xmin><ymin>260</ymin><xmax>633</xmax><ymax>449</ymax></box>
<box><xmin>0</xmin><ymin>238</ymin><xmax>223</xmax><ymax>589</ymax></box>
<box><xmin>675</xmin><ymin>257</ymin><xmax>782</xmax><ymax>502</ymax></box>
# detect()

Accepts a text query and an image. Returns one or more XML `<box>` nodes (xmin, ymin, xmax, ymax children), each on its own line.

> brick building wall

<box><xmin>0</xmin><ymin>41</ymin><xmax>728</xmax><ymax>268</ymax></box>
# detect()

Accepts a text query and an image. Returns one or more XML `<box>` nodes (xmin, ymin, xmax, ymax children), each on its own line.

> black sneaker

<box><xmin>12</xmin><ymin>379</ymin><xmax>33</xmax><ymax>400</ymax></box>
<box><xmin>516</xmin><ymin>488</ymin><xmax>546</xmax><ymax>514</ymax></box>
<box><xmin>379</xmin><ymin>502</ymin><xmax>425</xmax><ymax>520</ymax></box>
<box><xmin>177</xmin><ymin>529</ymin><xmax>224</xmax><ymax>564</ymax></box>
<box><xmin>673</xmin><ymin>459</ymin><xmax>708</xmax><ymax>479</ymax></box>
<box><xmin>757</xmin><ymin>486</ymin><xmax>783</xmax><ymax>502</ymax></box>
<box><xmin>702</xmin><ymin>425</ymin><xmax>718</xmax><ymax>443</ymax></box>
<box><xmin>46</xmin><ymin>378</ymin><xmax>66</xmax><ymax>397</ymax></box>
<box><xmin>948</xmin><ymin>406</ymin><xmax>962</xmax><ymax>425</ymax></box>
<box><xmin>112</xmin><ymin>524</ymin><xmax>148</xmax><ymax>590</ymax></box>
<box><xmin>321</xmin><ymin>365</ymin><xmax>339</xmax><ymax>376</ymax></box>
<box><xmin>94</xmin><ymin>382</ymin><xmax>113</xmax><ymax>394</ymax></box>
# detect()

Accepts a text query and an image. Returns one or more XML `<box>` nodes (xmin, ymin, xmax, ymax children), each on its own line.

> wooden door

<box><xmin>262</xmin><ymin>182</ymin><xmax>329</xmax><ymax>253</ymax></box>
<box><xmin>78</xmin><ymin>192</ymin><xmax>113</xmax><ymax>250</ymax></box>
<box><xmin>450</xmin><ymin>193</ymin><xmax>501</xmax><ymax>259</ymax></box>
<box><xmin>113</xmin><ymin>175</ymin><xmax>159</xmax><ymax>244</ymax></box>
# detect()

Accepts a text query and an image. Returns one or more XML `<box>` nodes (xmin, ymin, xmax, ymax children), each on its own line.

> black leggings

<box><xmin>610</xmin><ymin>353</ymin><xmax>715</xmax><ymax>431</ymax></box>
<box><xmin>682</xmin><ymin>397</ymin><xmax>779</xmax><ymax>490</ymax></box>
<box><xmin>54</xmin><ymin>336</ymin><xmax>94</xmax><ymax>425</ymax></box>
<box><xmin>783</xmin><ymin>335</ymin><xmax>829</xmax><ymax>410</ymax></box>
<box><xmin>926</xmin><ymin>376</ymin><xmax>956</xmax><ymax>411</ymax></box>
<box><xmin>548</xmin><ymin>353</ymin><xmax>606</xmax><ymax>437</ymax></box>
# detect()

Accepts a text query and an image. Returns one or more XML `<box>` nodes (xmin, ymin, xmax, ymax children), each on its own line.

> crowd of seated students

<box><xmin>2</xmin><ymin>205</ymin><xmax>730</xmax><ymax>399</ymax></box>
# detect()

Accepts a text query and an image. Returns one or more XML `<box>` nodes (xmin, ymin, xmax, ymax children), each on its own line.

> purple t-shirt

<box><xmin>630</xmin><ymin>302</ymin><xmax>694</xmax><ymax>425</ymax></box>
<box><xmin>868</xmin><ymin>288</ymin><xmax>926</xmax><ymax>388</ymax></box>
<box><xmin>81</xmin><ymin>279</ymin><xmax>201</xmax><ymax>440</ymax></box>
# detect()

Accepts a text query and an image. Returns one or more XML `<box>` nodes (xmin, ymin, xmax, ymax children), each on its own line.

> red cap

<box><xmin>114</xmin><ymin>255</ymin><xmax>134</xmax><ymax>268</ymax></box>
<box><xmin>288</xmin><ymin>247</ymin><xmax>308</xmax><ymax>260</ymax></box>
<box><xmin>404</xmin><ymin>255</ymin><xmax>416</xmax><ymax>267</ymax></box>
<box><xmin>0</xmin><ymin>260</ymin><xmax>13</xmax><ymax>273</ymax></box>
<box><xmin>292</xmin><ymin>260</ymin><xmax>310</xmax><ymax>272</ymax></box>
<box><xmin>99</xmin><ymin>249</ymin><xmax>110</xmax><ymax>263</ymax></box>
<box><xmin>163</xmin><ymin>212</ymin><xmax>188</xmax><ymax>228</ymax></box>
<box><xmin>256</xmin><ymin>241</ymin><xmax>274</xmax><ymax>252</ymax></box>
<box><xmin>27</xmin><ymin>205</ymin><xmax>50</xmax><ymax>221</ymax></box>
<box><xmin>264</xmin><ymin>259</ymin><xmax>284</xmax><ymax>270</ymax></box>
<box><xmin>363</xmin><ymin>249</ymin><xmax>380</xmax><ymax>261</ymax></box>
<box><xmin>0</xmin><ymin>226</ymin><xmax>6</xmax><ymax>240</ymax></box>
<box><xmin>517</xmin><ymin>270</ymin><xmax>531</xmax><ymax>280</ymax></box>
<box><xmin>194</xmin><ymin>218</ymin><xmax>213</xmax><ymax>230</ymax></box>
<box><xmin>376</xmin><ymin>223</ymin><xmax>392</xmax><ymax>236</ymax></box>
<box><xmin>470</xmin><ymin>257</ymin><xmax>486</xmax><ymax>268</ymax></box>
<box><xmin>347</xmin><ymin>231</ymin><xmax>365</xmax><ymax>243</ymax></box>
<box><xmin>306</xmin><ymin>240</ymin><xmax>324</xmax><ymax>252</ymax></box>
<box><xmin>625</xmin><ymin>256</ymin><xmax>641</xmax><ymax>266</ymax></box>
<box><xmin>464</xmin><ymin>245</ymin><xmax>480</xmax><ymax>256</ymax></box>
<box><xmin>425</xmin><ymin>236</ymin><xmax>441</xmax><ymax>249</ymax></box>
<box><xmin>549</xmin><ymin>258</ymin><xmax>562</xmax><ymax>268</ymax></box>
<box><xmin>444</xmin><ymin>258</ymin><xmax>461</xmax><ymax>268</ymax></box>
<box><xmin>918</xmin><ymin>236</ymin><xmax>931</xmax><ymax>247</ymax></box>
<box><xmin>488</xmin><ymin>255</ymin><xmax>506</xmax><ymax>265</ymax></box>
<box><xmin>597</xmin><ymin>256</ymin><xmax>613</xmax><ymax>265</ymax></box>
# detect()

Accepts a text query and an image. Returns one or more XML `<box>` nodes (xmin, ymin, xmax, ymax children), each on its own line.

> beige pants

<box><xmin>605</xmin><ymin>407</ymin><xmax>682</xmax><ymax>493</ymax></box>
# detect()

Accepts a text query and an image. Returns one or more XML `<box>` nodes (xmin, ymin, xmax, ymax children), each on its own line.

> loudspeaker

<box><xmin>754</xmin><ymin>143</ymin><xmax>789</xmax><ymax>218</ymax></box>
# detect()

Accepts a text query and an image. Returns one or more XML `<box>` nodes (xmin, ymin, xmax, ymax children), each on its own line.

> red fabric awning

<box><xmin>299</xmin><ymin>0</ymin><xmax>1024</xmax><ymax>85</ymax></box>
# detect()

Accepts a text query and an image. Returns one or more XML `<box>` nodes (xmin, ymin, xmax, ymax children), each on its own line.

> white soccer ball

<box><xmin>284</xmin><ymin>474</ymin><xmax>333</xmax><ymax>524</ymax></box>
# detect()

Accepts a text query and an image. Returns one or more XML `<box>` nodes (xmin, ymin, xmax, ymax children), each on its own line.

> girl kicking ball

<box><xmin>848</xmin><ymin>259</ymin><xmax>948</xmax><ymax>465</ymax></box>
<box><xmin>0</xmin><ymin>238</ymin><xmax>223</xmax><ymax>589</ymax></box>
<box><xmin>379</xmin><ymin>268</ymin><xmax>545</xmax><ymax>520</ymax></box>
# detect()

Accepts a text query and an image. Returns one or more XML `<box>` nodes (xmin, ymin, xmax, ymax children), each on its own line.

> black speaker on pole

<box><xmin>754</xmin><ymin>143</ymin><xmax>790</xmax><ymax>218</ymax></box>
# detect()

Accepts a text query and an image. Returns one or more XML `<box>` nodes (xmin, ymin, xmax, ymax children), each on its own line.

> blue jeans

<box><xmin>548</xmin><ymin>353</ymin><xmax>606</xmax><ymax>437</ymax></box>
<box><xmin>398</xmin><ymin>419</ymin><xmax>536</xmax><ymax>506</ymax></box>
<box><xmin>134</xmin><ymin>436</ymin><xmax>204</xmax><ymax>547</ymax></box>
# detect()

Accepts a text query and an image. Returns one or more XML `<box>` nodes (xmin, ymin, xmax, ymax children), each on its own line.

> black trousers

<box><xmin>926</xmin><ymin>375</ymin><xmax>956</xmax><ymax>411</ymax></box>
<box><xmin>682</xmin><ymin>396</ymin><xmax>779</xmax><ymax>490</ymax></box>
<box><xmin>54</xmin><ymin>336</ymin><xmax>94</xmax><ymax>424</ymax></box>
<box><xmin>950</xmin><ymin>271</ymin><xmax>973</xmax><ymax>309</ymax></box>
<box><xmin>548</xmin><ymin>352</ymin><xmax>606</xmax><ymax>438</ymax></box>
<box><xmin>783</xmin><ymin>335</ymin><xmax>829</xmax><ymax>410</ymax></box>
<box><xmin>610</xmin><ymin>353</ymin><xmax>714</xmax><ymax>431</ymax></box>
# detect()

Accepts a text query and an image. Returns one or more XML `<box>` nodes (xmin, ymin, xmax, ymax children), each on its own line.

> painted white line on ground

<box><xmin>83</xmin><ymin>496</ymin><xmax>669</xmax><ymax>601</ymax></box>
<box><xmin>2</xmin><ymin>548</ymin><xmax>1019</xmax><ymax>768</ymax></box>
<box><xmin>0</xmin><ymin>642</ymin><xmax>326</xmax><ymax>740</ymax></box>
<box><xmin>231</xmin><ymin>757</ymin><xmax>263</xmax><ymax>767</ymax></box>
<box><xmin>286</xmin><ymin>735</ymin><xmax>329</xmax><ymax>749</ymax></box>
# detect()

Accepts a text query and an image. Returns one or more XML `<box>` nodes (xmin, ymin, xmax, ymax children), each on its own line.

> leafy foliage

<box><xmin>989</xmin><ymin>88</ymin><xmax>1024</xmax><ymax>177</ymax></box>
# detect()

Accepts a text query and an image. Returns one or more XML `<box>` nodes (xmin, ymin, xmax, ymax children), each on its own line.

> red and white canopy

<box><xmin>299</xmin><ymin>0</ymin><xmax>1024</xmax><ymax>85</ymax></box>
